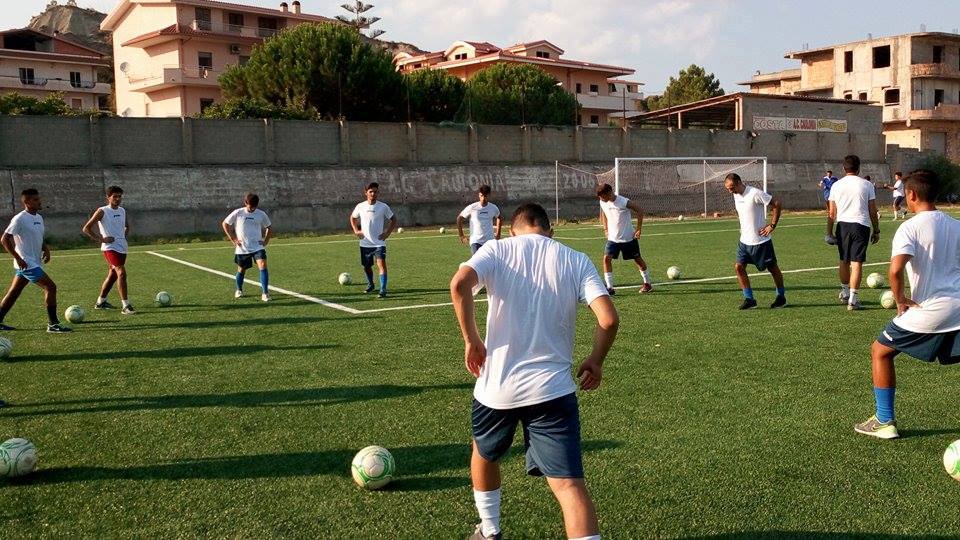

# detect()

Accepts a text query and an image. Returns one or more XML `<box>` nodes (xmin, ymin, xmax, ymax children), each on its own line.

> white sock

<box><xmin>122</xmin><ymin>299</ymin><xmax>131</xmax><ymax>308</ymax></box>
<box><xmin>850</xmin><ymin>289</ymin><xmax>859</xmax><ymax>303</ymax></box>
<box><xmin>473</xmin><ymin>488</ymin><xmax>501</xmax><ymax>537</ymax></box>
<box><xmin>570</xmin><ymin>536</ymin><xmax>601</xmax><ymax>540</ymax></box>
<box><xmin>603</xmin><ymin>272</ymin><xmax>614</xmax><ymax>289</ymax></box>
<box><xmin>641</xmin><ymin>270</ymin><xmax>650</xmax><ymax>284</ymax></box>
<box><xmin>97</xmin><ymin>296</ymin><xmax>106</xmax><ymax>304</ymax></box>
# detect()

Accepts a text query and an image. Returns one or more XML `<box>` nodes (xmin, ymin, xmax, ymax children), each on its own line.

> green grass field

<box><xmin>2</xmin><ymin>212</ymin><xmax>960</xmax><ymax>538</ymax></box>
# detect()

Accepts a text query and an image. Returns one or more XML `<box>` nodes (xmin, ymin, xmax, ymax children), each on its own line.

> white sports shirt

<box><xmin>733</xmin><ymin>186</ymin><xmax>773</xmax><ymax>246</ymax></box>
<box><xmin>459</xmin><ymin>202</ymin><xmax>500</xmax><ymax>245</ymax></box>
<box><xmin>98</xmin><ymin>205</ymin><xmax>128</xmax><ymax>253</ymax></box>
<box><xmin>464</xmin><ymin>234</ymin><xmax>608</xmax><ymax>409</ymax></box>
<box><xmin>351</xmin><ymin>201</ymin><xmax>394</xmax><ymax>248</ymax></box>
<box><xmin>829</xmin><ymin>175</ymin><xmax>876</xmax><ymax>228</ymax></box>
<box><xmin>890</xmin><ymin>210</ymin><xmax>960</xmax><ymax>333</ymax></box>
<box><xmin>224</xmin><ymin>207</ymin><xmax>272</xmax><ymax>255</ymax></box>
<box><xmin>4</xmin><ymin>210</ymin><xmax>44</xmax><ymax>270</ymax></box>
<box><xmin>892</xmin><ymin>179</ymin><xmax>904</xmax><ymax>199</ymax></box>
<box><xmin>599</xmin><ymin>195</ymin><xmax>635</xmax><ymax>243</ymax></box>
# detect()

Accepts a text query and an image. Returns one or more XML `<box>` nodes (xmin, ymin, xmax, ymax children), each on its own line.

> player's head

<box><xmin>20</xmin><ymin>188</ymin><xmax>41</xmax><ymax>211</ymax></box>
<box><xmin>106</xmin><ymin>185</ymin><xmax>123</xmax><ymax>207</ymax></box>
<box><xmin>826</xmin><ymin>170</ymin><xmax>833</xmax><ymax>176</ymax></box>
<box><xmin>723</xmin><ymin>173</ymin><xmax>745</xmax><ymax>195</ymax></box>
<box><xmin>895</xmin><ymin>171</ymin><xmax>903</xmax><ymax>180</ymax></box>
<box><xmin>904</xmin><ymin>169</ymin><xmax>939</xmax><ymax>211</ymax></box>
<box><xmin>843</xmin><ymin>155</ymin><xmax>860</xmax><ymax>175</ymax></box>
<box><xmin>596</xmin><ymin>183</ymin><xmax>615</xmax><ymax>202</ymax></box>
<box><xmin>365</xmin><ymin>182</ymin><xmax>379</xmax><ymax>202</ymax></box>
<box><xmin>478</xmin><ymin>184</ymin><xmax>491</xmax><ymax>204</ymax></box>
<box><xmin>864</xmin><ymin>175</ymin><xmax>871</xmax><ymax>181</ymax></box>
<box><xmin>244</xmin><ymin>192</ymin><xmax>259</xmax><ymax>210</ymax></box>
<box><xmin>510</xmin><ymin>203</ymin><xmax>552</xmax><ymax>237</ymax></box>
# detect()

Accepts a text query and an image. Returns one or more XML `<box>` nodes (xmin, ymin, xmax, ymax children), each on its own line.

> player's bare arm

<box><xmin>0</xmin><ymin>233</ymin><xmax>25</xmax><ymax>269</ymax></box>
<box><xmin>379</xmin><ymin>215</ymin><xmax>397</xmax><ymax>241</ymax></box>
<box><xmin>221</xmin><ymin>220</ymin><xmax>241</xmax><ymax>247</ymax></box>
<box><xmin>577</xmin><ymin>295</ymin><xmax>619</xmax><ymax>391</ymax></box>
<box><xmin>826</xmin><ymin>200</ymin><xmax>837</xmax><ymax>236</ymax></box>
<box><xmin>81</xmin><ymin>208</ymin><xmax>108</xmax><ymax>244</ymax></box>
<box><xmin>627</xmin><ymin>200</ymin><xmax>644</xmax><ymax>238</ymax></box>
<box><xmin>494</xmin><ymin>216</ymin><xmax>503</xmax><ymax>240</ymax></box>
<box><xmin>868</xmin><ymin>199</ymin><xmax>881</xmax><ymax>244</ymax></box>
<box><xmin>41</xmin><ymin>242</ymin><xmax>51</xmax><ymax>264</ymax></box>
<box><xmin>262</xmin><ymin>225</ymin><xmax>273</xmax><ymax>246</ymax></box>
<box><xmin>888</xmin><ymin>253</ymin><xmax>918</xmax><ymax>315</ymax></box>
<box><xmin>759</xmin><ymin>197</ymin><xmax>782</xmax><ymax>237</ymax></box>
<box><xmin>350</xmin><ymin>216</ymin><xmax>363</xmax><ymax>239</ymax></box>
<box><xmin>450</xmin><ymin>265</ymin><xmax>486</xmax><ymax>377</ymax></box>
<box><xmin>457</xmin><ymin>215</ymin><xmax>468</xmax><ymax>244</ymax></box>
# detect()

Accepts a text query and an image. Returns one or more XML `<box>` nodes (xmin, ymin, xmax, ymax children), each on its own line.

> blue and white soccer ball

<box><xmin>155</xmin><ymin>291</ymin><xmax>173</xmax><ymax>307</ymax></box>
<box><xmin>0</xmin><ymin>337</ymin><xmax>12</xmax><ymax>359</ymax></box>
<box><xmin>64</xmin><ymin>305</ymin><xmax>85</xmax><ymax>324</ymax></box>
<box><xmin>1</xmin><ymin>438</ymin><xmax>37</xmax><ymax>478</ymax></box>
<box><xmin>351</xmin><ymin>445</ymin><xmax>395</xmax><ymax>490</ymax></box>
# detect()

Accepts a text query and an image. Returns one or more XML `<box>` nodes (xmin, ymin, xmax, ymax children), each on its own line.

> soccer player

<box><xmin>350</xmin><ymin>182</ymin><xmax>397</xmax><ymax>298</ymax></box>
<box><xmin>820</xmin><ymin>170</ymin><xmax>838</xmax><ymax>210</ymax></box>
<box><xmin>82</xmin><ymin>185</ymin><xmax>135</xmax><ymax>314</ymax></box>
<box><xmin>596</xmin><ymin>183</ymin><xmax>652</xmax><ymax>295</ymax></box>
<box><xmin>450</xmin><ymin>203</ymin><xmax>619</xmax><ymax>540</ymax></box>
<box><xmin>457</xmin><ymin>185</ymin><xmax>502</xmax><ymax>254</ymax></box>
<box><xmin>0</xmin><ymin>189</ymin><xmax>71</xmax><ymax>333</ymax></box>
<box><xmin>826</xmin><ymin>155</ymin><xmax>879</xmax><ymax>311</ymax></box>
<box><xmin>723</xmin><ymin>173</ymin><xmax>786</xmax><ymax>309</ymax></box>
<box><xmin>854</xmin><ymin>170</ymin><xmax>960</xmax><ymax>439</ymax></box>
<box><xmin>222</xmin><ymin>193</ymin><xmax>272</xmax><ymax>302</ymax></box>
<box><xmin>880</xmin><ymin>171</ymin><xmax>906</xmax><ymax>220</ymax></box>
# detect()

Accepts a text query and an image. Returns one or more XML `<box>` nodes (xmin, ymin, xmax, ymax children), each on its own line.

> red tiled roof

<box><xmin>121</xmin><ymin>23</ymin><xmax>263</xmax><ymax>46</ymax></box>
<box><xmin>465</xmin><ymin>41</ymin><xmax>500</xmax><ymax>53</ymax></box>
<box><xmin>437</xmin><ymin>49</ymin><xmax>633</xmax><ymax>75</ymax></box>
<box><xmin>0</xmin><ymin>27</ymin><xmax>104</xmax><ymax>57</ymax></box>
<box><xmin>0</xmin><ymin>48</ymin><xmax>109</xmax><ymax>66</ymax></box>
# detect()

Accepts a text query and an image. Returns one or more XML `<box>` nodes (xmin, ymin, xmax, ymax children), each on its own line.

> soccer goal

<box><xmin>553</xmin><ymin>162</ymin><xmax>616</xmax><ymax>223</ymax></box>
<box><xmin>613</xmin><ymin>157</ymin><xmax>768</xmax><ymax>218</ymax></box>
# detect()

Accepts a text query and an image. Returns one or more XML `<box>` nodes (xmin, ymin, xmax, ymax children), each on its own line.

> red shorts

<box><xmin>103</xmin><ymin>250</ymin><xmax>127</xmax><ymax>267</ymax></box>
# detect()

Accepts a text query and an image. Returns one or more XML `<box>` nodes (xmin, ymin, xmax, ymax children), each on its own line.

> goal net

<box><xmin>553</xmin><ymin>162</ymin><xmax>616</xmax><ymax>223</ymax></box>
<box><xmin>613</xmin><ymin>157</ymin><xmax>768</xmax><ymax>218</ymax></box>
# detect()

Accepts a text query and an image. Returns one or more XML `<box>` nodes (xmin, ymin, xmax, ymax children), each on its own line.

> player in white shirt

<box><xmin>450</xmin><ymin>203</ymin><xmax>618</xmax><ymax>540</ymax></box>
<box><xmin>457</xmin><ymin>185</ymin><xmax>502</xmax><ymax>254</ymax></box>
<box><xmin>0</xmin><ymin>189</ymin><xmax>71</xmax><ymax>333</ymax></box>
<box><xmin>826</xmin><ymin>155</ymin><xmax>880</xmax><ymax>310</ymax></box>
<box><xmin>880</xmin><ymin>171</ymin><xmax>906</xmax><ymax>220</ymax></box>
<box><xmin>855</xmin><ymin>170</ymin><xmax>960</xmax><ymax>439</ymax></box>
<box><xmin>222</xmin><ymin>193</ymin><xmax>273</xmax><ymax>302</ymax></box>
<box><xmin>596</xmin><ymin>183</ymin><xmax>652</xmax><ymax>295</ymax></box>
<box><xmin>350</xmin><ymin>182</ymin><xmax>397</xmax><ymax>298</ymax></box>
<box><xmin>723</xmin><ymin>174</ymin><xmax>786</xmax><ymax>310</ymax></box>
<box><xmin>82</xmin><ymin>185</ymin><xmax>135</xmax><ymax>314</ymax></box>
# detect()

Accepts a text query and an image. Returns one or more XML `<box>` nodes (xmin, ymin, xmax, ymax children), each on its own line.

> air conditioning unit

<box><xmin>229</xmin><ymin>44</ymin><xmax>241</xmax><ymax>55</ymax></box>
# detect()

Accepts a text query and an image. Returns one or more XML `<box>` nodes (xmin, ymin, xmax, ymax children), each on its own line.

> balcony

<box><xmin>0</xmin><ymin>75</ymin><xmax>110</xmax><ymax>94</ymax></box>
<box><xmin>910</xmin><ymin>63</ymin><xmax>960</xmax><ymax>79</ymax></box>
<box><xmin>127</xmin><ymin>65</ymin><xmax>222</xmax><ymax>93</ymax></box>
<box><xmin>910</xmin><ymin>103</ymin><xmax>960</xmax><ymax>121</ymax></box>
<box><xmin>577</xmin><ymin>93</ymin><xmax>643</xmax><ymax>112</ymax></box>
<box><xmin>190</xmin><ymin>19</ymin><xmax>280</xmax><ymax>39</ymax></box>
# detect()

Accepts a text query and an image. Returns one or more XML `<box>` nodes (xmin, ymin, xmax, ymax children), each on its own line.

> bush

<box><xmin>918</xmin><ymin>154</ymin><xmax>960</xmax><ymax>202</ymax></box>
<box><xmin>0</xmin><ymin>92</ymin><xmax>108</xmax><ymax>117</ymax></box>
<box><xmin>196</xmin><ymin>97</ymin><xmax>316</xmax><ymax>120</ymax></box>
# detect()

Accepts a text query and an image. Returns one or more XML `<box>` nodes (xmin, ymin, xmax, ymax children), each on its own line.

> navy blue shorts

<box><xmin>736</xmin><ymin>240</ymin><xmax>777</xmax><ymax>271</ymax></box>
<box><xmin>894</xmin><ymin>196</ymin><xmax>905</xmax><ymax>208</ymax></box>
<box><xmin>235</xmin><ymin>250</ymin><xmax>266</xmax><ymax>270</ymax></box>
<box><xmin>836</xmin><ymin>222</ymin><xmax>870</xmax><ymax>263</ymax></box>
<box><xmin>360</xmin><ymin>246</ymin><xmax>387</xmax><ymax>267</ymax></box>
<box><xmin>877</xmin><ymin>322</ymin><xmax>960</xmax><ymax>365</ymax></box>
<box><xmin>472</xmin><ymin>393</ymin><xmax>583</xmax><ymax>478</ymax></box>
<box><xmin>604</xmin><ymin>239</ymin><xmax>641</xmax><ymax>260</ymax></box>
<box><xmin>15</xmin><ymin>267</ymin><xmax>46</xmax><ymax>283</ymax></box>
<box><xmin>471</xmin><ymin>242</ymin><xmax>485</xmax><ymax>255</ymax></box>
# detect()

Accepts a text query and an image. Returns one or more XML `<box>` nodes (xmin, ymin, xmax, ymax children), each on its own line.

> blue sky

<box><xmin>6</xmin><ymin>1</ymin><xmax>960</xmax><ymax>93</ymax></box>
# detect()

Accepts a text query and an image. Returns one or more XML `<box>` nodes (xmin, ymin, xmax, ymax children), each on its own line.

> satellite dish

<box><xmin>119</xmin><ymin>62</ymin><xmax>129</xmax><ymax>73</ymax></box>
<box><xmin>121</xmin><ymin>108</ymin><xmax>132</xmax><ymax>117</ymax></box>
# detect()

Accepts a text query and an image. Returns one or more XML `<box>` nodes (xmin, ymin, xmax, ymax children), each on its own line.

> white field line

<box><xmin>616</xmin><ymin>261</ymin><xmax>890</xmax><ymax>290</ymax></box>
<box><xmin>146</xmin><ymin>251</ymin><xmax>363</xmax><ymax>315</ymax></box>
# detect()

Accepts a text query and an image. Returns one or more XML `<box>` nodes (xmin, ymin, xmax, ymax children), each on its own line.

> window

<box><xmin>843</xmin><ymin>92</ymin><xmax>853</xmax><ymax>100</ymax></box>
<box><xmin>69</xmin><ymin>71</ymin><xmax>82</xmax><ymax>88</ymax></box>
<box><xmin>198</xmin><ymin>52</ymin><xmax>213</xmax><ymax>69</ymax></box>
<box><xmin>935</xmin><ymin>88</ymin><xmax>944</xmax><ymax>106</ymax></box>
<box><xmin>589</xmin><ymin>84</ymin><xmax>599</xmax><ymax>93</ymax></box>
<box><xmin>195</xmin><ymin>7</ymin><xmax>212</xmax><ymax>30</ymax></box>
<box><xmin>200</xmin><ymin>98</ymin><xmax>215</xmax><ymax>113</ymax></box>
<box><xmin>18</xmin><ymin>67</ymin><xmax>34</xmax><ymax>84</ymax></box>
<box><xmin>609</xmin><ymin>83</ymin><xmax>617</xmax><ymax>93</ymax></box>
<box><xmin>70</xmin><ymin>98</ymin><xmax>83</xmax><ymax>109</ymax></box>
<box><xmin>933</xmin><ymin>45</ymin><xmax>944</xmax><ymax>64</ymax></box>
<box><xmin>454</xmin><ymin>53</ymin><xmax>467</xmax><ymax>60</ymax></box>
<box><xmin>575</xmin><ymin>83</ymin><xmax>582</xmax><ymax>94</ymax></box>
<box><xmin>858</xmin><ymin>92</ymin><xmax>868</xmax><ymax>101</ymax></box>
<box><xmin>844</xmin><ymin>50</ymin><xmax>853</xmax><ymax>72</ymax></box>
<box><xmin>884</xmin><ymin>88</ymin><xmax>900</xmax><ymax>105</ymax></box>
<box><xmin>257</xmin><ymin>17</ymin><xmax>278</xmax><ymax>38</ymax></box>
<box><xmin>872</xmin><ymin>45</ymin><xmax>891</xmax><ymax>68</ymax></box>
<box><xmin>535</xmin><ymin>51</ymin><xmax>550</xmax><ymax>58</ymax></box>
<box><xmin>228</xmin><ymin>13</ymin><xmax>244</xmax><ymax>32</ymax></box>
<box><xmin>589</xmin><ymin>115</ymin><xmax>600</xmax><ymax>125</ymax></box>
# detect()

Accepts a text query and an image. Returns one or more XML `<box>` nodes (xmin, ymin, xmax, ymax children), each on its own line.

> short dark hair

<box><xmin>244</xmin><ymin>192</ymin><xmax>259</xmax><ymax>207</ymax></box>
<box><xmin>478</xmin><ymin>185</ymin><xmax>491</xmax><ymax>195</ymax></box>
<box><xmin>843</xmin><ymin>155</ymin><xmax>860</xmax><ymax>174</ymax></box>
<box><xmin>365</xmin><ymin>182</ymin><xmax>379</xmax><ymax>191</ymax></box>
<box><xmin>864</xmin><ymin>175</ymin><xmax>871</xmax><ymax>181</ymax></box>
<box><xmin>895</xmin><ymin>171</ymin><xmax>903</xmax><ymax>178</ymax></box>
<box><xmin>511</xmin><ymin>203</ymin><xmax>551</xmax><ymax>231</ymax></box>
<box><xmin>21</xmin><ymin>188</ymin><xmax>38</xmax><ymax>198</ymax></box>
<box><xmin>905</xmin><ymin>169</ymin><xmax>940</xmax><ymax>202</ymax></box>
<box><xmin>724</xmin><ymin>173</ymin><xmax>742</xmax><ymax>185</ymax></box>
<box><xmin>596</xmin><ymin>183</ymin><xmax>614</xmax><ymax>197</ymax></box>
<box><xmin>826</xmin><ymin>170</ymin><xmax>833</xmax><ymax>175</ymax></box>
<box><xmin>106</xmin><ymin>185</ymin><xmax>123</xmax><ymax>196</ymax></box>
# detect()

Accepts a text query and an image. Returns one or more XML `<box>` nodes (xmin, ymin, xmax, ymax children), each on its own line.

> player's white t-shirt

<box><xmin>459</xmin><ymin>202</ymin><xmax>500</xmax><ymax>245</ymax></box>
<box><xmin>892</xmin><ymin>179</ymin><xmax>904</xmax><ymax>198</ymax></box>
<box><xmin>224</xmin><ymin>207</ymin><xmax>271</xmax><ymax>255</ymax></box>
<box><xmin>4</xmin><ymin>210</ymin><xmax>44</xmax><ymax>270</ymax></box>
<box><xmin>351</xmin><ymin>200</ymin><xmax>394</xmax><ymax>248</ymax></box>
<box><xmin>98</xmin><ymin>205</ymin><xmax>128</xmax><ymax>254</ymax></box>
<box><xmin>733</xmin><ymin>186</ymin><xmax>773</xmax><ymax>246</ymax></box>
<box><xmin>890</xmin><ymin>210</ymin><xmax>960</xmax><ymax>333</ymax></box>
<box><xmin>828</xmin><ymin>175</ymin><xmax>876</xmax><ymax>228</ymax></box>
<box><xmin>599</xmin><ymin>195</ymin><xmax>635</xmax><ymax>243</ymax></box>
<box><xmin>464</xmin><ymin>234</ymin><xmax>608</xmax><ymax>409</ymax></box>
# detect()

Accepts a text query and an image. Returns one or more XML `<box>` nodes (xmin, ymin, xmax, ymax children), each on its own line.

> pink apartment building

<box><xmin>394</xmin><ymin>40</ymin><xmax>644</xmax><ymax>126</ymax></box>
<box><xmin>101</xmin><ymin>0</ymin><xmax>335</xmax><ymax>117</ymax></box>
<box><xmin>0</xmin><ymin>28</ymin><xmax>110</xmax><ymax>110</ymax></box>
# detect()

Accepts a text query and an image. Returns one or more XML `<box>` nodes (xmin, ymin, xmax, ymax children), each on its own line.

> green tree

<box><xmin>404</xmin><ymin>69</ymin><xmax>466</xmax><ymax>122</ymax></box>
<box><xmin>0</xmin><ymin>92</ymin><xmax>105</xmax><ymax>116</ymax></box>
<box><xmin>646</xmin><ymin>64</ymin><xmax>724</xmax><ymax>111</ymax></box>
<box><xmin>220</xmin><ymin>23</ymin><xmax>405</xmax><ymax>121</ymax></box>
<box><xmin>196</xmin><ymin>97</ymin><xmax>317</xmax><ymax>120</ymax></box>
<box><xmin>458</xmin><ymin>63</ymin><xmax>579</xmax><ymax>125</ymax></box>
<box><xmin>920</xmin><ymin>154</ymin><xmax>960</xmax><ymax>201</ymax></box>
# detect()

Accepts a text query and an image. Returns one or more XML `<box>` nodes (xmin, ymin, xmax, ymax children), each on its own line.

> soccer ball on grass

<box><xmin>439</xmin><ymin>227</ymin><xmax>446</xmax><ymax>234</ymax></box>
<box><xmin>0</xmin><ymin>438</ymin><xmax>37</xmax><ymax>478</ymax></box>
<box><xmin>866</xmin><ymin>273</ymin><xmax>885</xmax><ymax>289</ymax></box>
<box><xmin>666</xmin><ymin>266</ymin><xmax>681</xmax><ymax>280</ymax></box>
<box><xmin>944</xmin><ymin>440</ymin><xmax>960</xmax><ymax>481</ymax></box>
<box><xmin>64</xmin><ymin>305</ymin><xmax>85</xmax><ymax>323</ymax></box>
<box><xmin>880</xmin><ymin>290</ymin><xmax>896</xmax><ymax>309</ymax></box>
<box><xmin>351</xmin><ymin>445</ymin><xmax>395</xmax><ymax>490</ymax></box>
<box><xmin>0</xmin><ymin>337</ymin><xmax>11</xmax><ymax>359</ymax></box>
<box><xmin>155</xmin><ymin>291</ymin><xmax>173</xmax><ymax>307</ymax></box>
<box><xmin>338</xmin><ymin>272</ymin><xmax>352</xmax><ymax>285</ymax></box>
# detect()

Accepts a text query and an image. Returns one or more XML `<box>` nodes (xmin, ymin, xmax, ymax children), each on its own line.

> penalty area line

<box><xmin>146</xmin><ymin>251</ymin><xmax>363</xmax><ymax>315</ymax></box>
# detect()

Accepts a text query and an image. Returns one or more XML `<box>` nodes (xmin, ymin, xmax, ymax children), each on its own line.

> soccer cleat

<box><xmin>854</xmin><ymin>415</ymin><xmax>900</xmax><ymax>439</ymax></box>
<box><xmin>365</xmin><ymin>284</ymin><xmax>376</xmax><ymax>294</ymax></box>
<box><xmin>0</xmin><ymin>399</ymin><xmax>6</xmax><ymax>408</ymax></box>
<box><xmin>234</xmin><ymin>290</ymin><xmax>243</xmax><ymax>299</ymax></box>
<box><xmin>0</xmin><ymin>323</ymin><xmax>14</xmax><ymax>331</ymax></box>
<box><xmin>378</xmin><ymin>291</ymin><xmax>387</xmax><ymax>299</ymax></box>
<box><xmin>739</xmin><ymin>298</ymin><xmax>758</xmax><ymax>310</ymax></box>
<box><xmin>94</xmin><ymin>301</ymin><xmax>115</xmax><ymax>310</ymax></box>
<box><xmin>606</xmin><ymin>287</ymin><xmax>616</xmax><ymax>296</ymax></box>
<box><xmin>47</xmin><ymin>323</ymin><xmax>73</xmax><ymax>333</ymax></box>
<box><xmin>467</xmin><ymin>523</ymin><xmax>502</xmax><ymax>540</ymax></box>
<box><xmin>639</xmin><ymin>283</ymin><xmax>653</xmax><ymax>294</ymax></box>
<box><xmin>847</xmin><ymin>300</ymin><xmax>863</xmax><ymax>311</ymax></box>
<box><xmin>121</xmin><ymin>305</ymin><xmax>136</xmax><ymax>315</ymax></box>
<box><xmin>839</xmin><ymin>291</ymin><xmax>850</xmax><ymax>304</ymax></box>
<box><xmin>770</xmin><ymin>295</ymin><xmax>787</xmax><ymax>309</ymax></box>
<box><xmin>261</xmin><ymin>293</ymin><xmax>271</xmax><ymax>302</ymax></box>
